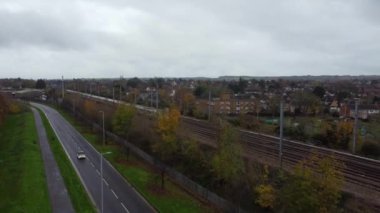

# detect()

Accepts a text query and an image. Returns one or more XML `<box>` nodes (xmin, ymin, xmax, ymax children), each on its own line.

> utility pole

<box><xmin>119</xmin><ymin>76</ymin><xmax>122</xmax><ymax>101</ymax></box>
<box><xmin>61</xmin><ymin>76</ymin><xmax>64</xmax><ymax>99</ymax></box>
<box><xmin>156</xmin><ymin>89</ymin><xmax>158</xmax><ymax>109</ymax></box>
<box><xmin>208</xmin><ymin>90</ymin><xmax>211</xmax><ymax>121</ymax></box>
<box><xmin>279</xmin><ymin>99</ymin><xmax>284</xmax><ymax>168</ymax></box>
<box><xmin>150</xmin><ymin>89</ymin><xmax>153</xmax><ymax>107</ymax></box>
<box><xmin>353</xmin><ymin>98</ymin><xmax>359</xmax><ymax>154</ymax></box>
<box><xmin>119</xmin><ymin>85</ymin><xmax>121</xmax><ymax>101</ymax></box>
<box><xmin>112</xmin><ymin>87</ymin><xmax>115</xmax><ymax>103</ymax></box>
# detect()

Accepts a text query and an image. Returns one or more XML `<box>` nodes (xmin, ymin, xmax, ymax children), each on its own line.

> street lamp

<box><xmin>100</xmin><ymin>151</ymin><xmax>112</xmax><ymax>213</ymax></box>
<box><xmin>99</xmin><ymin>111</ymin><xmax>105</xmax><ymax>146</ymax></box>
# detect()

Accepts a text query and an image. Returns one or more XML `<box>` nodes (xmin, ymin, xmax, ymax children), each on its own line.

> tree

<box><xmin>153</xmin><ymin>107</ymin><xmax>181</xmax><ymax>160</ymax></box>
<box><xmin>194</xmin><ymin>85</ymin><xmax>207</xmax><ymax>97</ymax></box>
<box><xmin>126</xmin><ymin>77</ymin><xmax>142</xmax><ymax>88</ymax></box>
<box><xmin>280</xmin><ymin>153</ymin><xmax>343</xmax><ymax>213</ymax></box>
<box><xmin>180</xmin><ymin>139</ymin><xmax>206</xmax><ymax>178</ymax></box>
<box><xmin>153</xmin><ymin>107</ymin><xmax>181</xmax><ymax>188</ymax></box>
<box><xmin>335</xmin><ymin>120</ymin><xmax>353</xmax><ymax>149</ymax></box>
<box><xmin>228</xmin><ymin>77</ymin><xmax>248</xmax><ymax>94</ymax></box>
<box><xmin>268</xmin><ymin>95</ymin><xmax>280</xmax><ymax>118</ymax></box>
<box><xmin>313</xmin><ymin>86</ymin><xmax>325</xmax><ymax>99</ymax></box>
<box><xmin>35</xmin><ymin>79</ymin><xmax>46</xmax><ymax>89</ymax></box>
<box><xmin>83</xmin><ymin>99</ymin><xmax>97</xmax><ymax>121</ymax></box>
<box><xmin>292</xmin><ymin>91</ymin><xmax>321</xmax><ymax>115</ymax></box>
<box><xmin>254</xmin><ymin>165</ymin><xmax>276</xmax><ymax>209</ymax></box>
<box><xmin>112</xmin><ymin>104</ymin><xmax>136</xmax><ymax>138</ymax></box>
<box><xmin>0</xmin><ymin>94</ymin><xmax>9</xmax><ymax>125</ymax></box>
<box><xmin>211</xmin><ymin>123</ymin><xmax>244</xmax><ymax>184</ymax></box>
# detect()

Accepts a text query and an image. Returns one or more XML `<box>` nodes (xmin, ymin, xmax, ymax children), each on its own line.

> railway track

<box><xmin>66</xmin><ymin>90</ymin><xmax>380</xmax><ymax>203</ymax></box>
<box><xmin>182</xmin><ymin>116</ymin><xmax>380</xmax><ymax>201</ymax></box>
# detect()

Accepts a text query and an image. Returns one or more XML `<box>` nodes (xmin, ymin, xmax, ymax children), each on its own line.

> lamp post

<box><xmin>100</xmin><ymin>151</ymin><xmax>112</xmax><ymax>213</ymax></box>
<box><xmin>279</xmin><ymin>98</ymin><xmax>284</xmax><ymax>169</ymax></box>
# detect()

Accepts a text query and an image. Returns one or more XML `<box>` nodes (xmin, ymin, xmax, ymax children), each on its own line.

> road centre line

<box><xmin>121</xmin><ymin>202</ymin><xmax>130</xmax><ymax>213</ymax></box>
<box><xmin>104</xmin><ymin>179</ymin><xmax>109</xmax><ymax>186</ymax></box>
<box><xmin>111</xmin><ymin>189</ymin><xmax>118</xmax><ymax>199</ymax></box>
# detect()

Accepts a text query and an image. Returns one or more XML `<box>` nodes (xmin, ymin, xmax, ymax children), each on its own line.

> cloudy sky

<box><xmin>0</xmin><ymin>0</ymin><xmax>379</xmax><ymax>79</ymax></box>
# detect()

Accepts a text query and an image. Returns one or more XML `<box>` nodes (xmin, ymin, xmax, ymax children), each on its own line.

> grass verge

<box><xmin>56</xmin><ymin>107</ymin><xmax>215</xmax><ymax>212</ymax></box>
<box><xmin>0</xmin><ymin>111</ymin><xmax>51</xmax><ymax>212</ymax></box>
<box><xmin>37</xmin><ymin>109</ymin><xmax>96</xmax><ymax>213</ymax></box>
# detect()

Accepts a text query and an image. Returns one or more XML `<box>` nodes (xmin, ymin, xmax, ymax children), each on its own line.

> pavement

<box><xmin>31</xmin><ymin>103</ymin><xmax>155</xmax><ymax>213</ymax></box>
<box><xmin>31</xmin><ymin>107</ymin><xmax>75</xmax><ymax>213</ymax></box>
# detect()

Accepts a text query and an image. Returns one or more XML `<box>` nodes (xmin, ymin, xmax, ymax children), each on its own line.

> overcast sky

<box><xmin>0</xmin><ymin>0</ymin><xmax>379</xmax><ymax>79</ymax></box>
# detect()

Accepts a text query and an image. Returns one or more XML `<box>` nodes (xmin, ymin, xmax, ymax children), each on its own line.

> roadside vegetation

<box><xmin>37</xmin><ymin>109</ymin><xmax>96</xmax><ymax>213</ymax></box>
<box><xmin>54</xmin><ymin>105</ymin><xmax>215</xmax><ymax>213</ymax></box>
<box><xmin>58</xmin><ymin>95</ymin><xmax>360</xmax><ymax>212</ymax></box>
<box><xmin>0</xmin><ymin>97</ymin><xmax>51</xmax><ymax>212</ymax></box>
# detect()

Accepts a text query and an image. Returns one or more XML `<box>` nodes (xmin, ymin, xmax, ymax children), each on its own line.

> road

<box><xmin>31</xmin><ymin>103</ymin><xmax>155</xmax><ymax>213</ymax></box>
<box><xmin>31</xmin><ymin>107</ymin><xmax>75</xmax><ymax>213</ymax></box>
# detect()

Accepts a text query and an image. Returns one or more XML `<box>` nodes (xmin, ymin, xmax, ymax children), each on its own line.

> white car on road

<box><xmin>77</xmin><ymin>151</ymin><xmax>86</xmax><ymax>160</ymax></box>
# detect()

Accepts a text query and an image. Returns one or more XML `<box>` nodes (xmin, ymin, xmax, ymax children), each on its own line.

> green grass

<box><xmin>37</xmin><ymin>109</ymin><xmax>96</xmax><ymax>213</ymax></box>
<box><xmin>0</xmin><ymin>111</ymin><xmax>51</xmax><ymax>212</ymax></box>
<box><xmin>56</xmin><ymin>107</ymin><xmax>215</xmax><ymax>212</ymax></box>
<box><xmin>116</xmin><ymin>159</ymin><xmax>213</xmax><ymax>213</ymax></box>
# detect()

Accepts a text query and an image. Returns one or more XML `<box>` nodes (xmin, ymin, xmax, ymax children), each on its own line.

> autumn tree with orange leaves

<box><xmin>152</xmin><ymin>107</ymin><xmax>181</xmax><ymax>189</ymax></box>
<box><xmin>153</xmin><ymin>107</ymin><xmax>181</xmax><ymax>160</ymax></box>
<box><xmin>83</xmin><ymin>99</ymin><xmax>97</xmax><ymax>121</ymax></box>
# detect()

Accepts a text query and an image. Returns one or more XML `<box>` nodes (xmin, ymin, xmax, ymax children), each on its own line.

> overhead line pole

<box><xmin>279</xmin><ymin>99</ymin><xmax>284</xmax><ymax>169</ymax></box>
<box><xmin>208</xmin><ymin>90</ymin><xmax>211</xmax><ymax>121</ymax></box>
<box><xmin>61</xmin><ymin>76</ymin><xmax>64</xmax><ymax>99</ymax></box>
<box><xmin>353</xmin><ymin>98</ymin><xmax>359</xmax><ymax>154</ymax></box>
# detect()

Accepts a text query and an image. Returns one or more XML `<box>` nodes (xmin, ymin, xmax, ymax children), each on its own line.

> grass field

<box><xmin>38</xmin><ymin>109</ymin><xmax>96</xmax><ymax>213</ymax></box>
<box><xmin>57</xmin><ymin>107</ymin><xmax>215</xmax><ymax>213</ymax></box>
<box><xmin>0</xmin><ymin>111</ymin><xmax>51</xmax><ymax>212</ymax></box>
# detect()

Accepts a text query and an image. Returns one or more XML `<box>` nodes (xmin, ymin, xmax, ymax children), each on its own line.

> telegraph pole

<box><xmin>155</xmin><ymin>79</ymin><xmax>159</xmax><ymax>109</ymax></box>
<box><xmin>61</xmin><ymin>76</ymin><xmax>64</xmax><ymax>99</ymax></box>
<box><xmin>279</xmin><ymin>99</ymin><xmax>284</xmax><ymax>168</ymax></box>
<box><xmin>353</xmin><ymin>98</ymin><xmax>359</xmax><ymax>154</ymax></box>
<box><xmin>112</xmin><ymin>87</ymin><xmax>115</xmax><ymax>102</ymax></box>
<box><xmin>156</xmin><ymin>90</ymin><xmax>158</xmax><ymax>109</ymax></box>
<box><xmin>208</xmin><ymin>90</ymin><xmax>211</xmax><ymax>121</ymax></box>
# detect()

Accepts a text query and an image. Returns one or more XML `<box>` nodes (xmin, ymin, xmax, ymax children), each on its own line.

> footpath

<box><xmin>31</xmin><ymin>108</ymin><xmax>75</xmax><ymax>213</ymax></box>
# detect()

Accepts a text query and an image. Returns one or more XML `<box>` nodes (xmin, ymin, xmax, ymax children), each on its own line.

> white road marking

<box><xmin>111</xmin><ymin>189</ymin><xmax>118</xmax><ymax>199</ymax></box>
<box><xmin>104</xmin><ymin>179</ymin><xmax>109</xmax><ymax>186</ymax></box>
<box><xmin>96</xmin><ymin>169</ymin><xmax>100</xmax><ymax>175</ymax></box>
<box><xmin>121</xmin><ymin>202</ymin><xmax>130</xmax><ymax>213</ymax></box>
<box><xmin>90</xmin><ymin>162</ymin><xmax>95</xmax><ymax>167</ymax></box>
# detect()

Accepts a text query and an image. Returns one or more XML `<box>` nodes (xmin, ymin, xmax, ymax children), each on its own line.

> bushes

<box><xmin>360</xmin><ymin>142</ymin><xmax>380</xmax><ymax>159</ymax></box>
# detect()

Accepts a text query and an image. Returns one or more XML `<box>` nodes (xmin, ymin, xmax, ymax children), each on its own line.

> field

<box><xmin>0</xmin><ymin>112</ymin><xmax>51</xmax><ymax>212</ymax></box>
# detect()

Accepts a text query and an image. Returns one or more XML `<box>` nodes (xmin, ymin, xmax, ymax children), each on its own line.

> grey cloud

<box><xmin>0</xmin><ymin>9</ymin><xmax>90</xmax><ymax>50</ymax></box>
<box><xmin>0</xmin><ymin>0</ymin><xmax>379</xmax><ymax>79</ymax></box>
